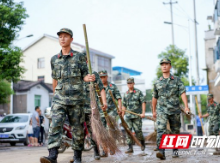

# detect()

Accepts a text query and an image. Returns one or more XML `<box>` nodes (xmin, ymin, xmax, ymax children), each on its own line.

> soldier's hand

<box><xmin>88</xmin><ymin>74</ymin><xmax>95</xmax><ymax>82</ymax></box>
<box><xmin>153</xmin><ymin>111</ymin><xmax>157</xmax><ymax>118</ymax></box>
<box><xmin>140</xmin><ymin>113</ymin><xmax>145</xmax><ymax>118</ymax></box>
<box><xmin>102</xmin><ymin>104</ymin><xmax>107</xmax><ymax>112</ymax></box>
<box><xmin>199</xmin><ymin>114</ymin><xmax>202</xmax><ymax>118</ymax></box>
<box><xmin>184</xmin><ymin>107</ymin><xmax>190</xmax><ymax>114</ymax></box>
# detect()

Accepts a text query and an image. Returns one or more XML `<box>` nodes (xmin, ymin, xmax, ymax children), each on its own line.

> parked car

<box><xmin>0</xmin><ymin>113</ymin><xmax>32</xmax><ymax>146</ymax></box>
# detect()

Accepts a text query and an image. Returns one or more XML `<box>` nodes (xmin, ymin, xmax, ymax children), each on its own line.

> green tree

<box><xmin>0</xmin><ymin>0</ymin><xmax>28</xmax><ymax>48</ymax></box>
<box><xmin>0</xmin><ymin>0</ymin><xmax>28</xmax><ymax>104</ymax></box>
<box><xmin>0</xmin><ymin>80</ymin><xmax>13</xmax><ymax>104</ymax></box>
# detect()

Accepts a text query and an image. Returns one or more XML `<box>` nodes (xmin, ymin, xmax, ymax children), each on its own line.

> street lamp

<box><xmin>10</xmin><ymin>34</ymin><xmax>33</xmax><ymax>114</ymax></box>
<box><xmin>17</xmin><ymin>34</ymin><xmax>34</xmax><ymax>40</ymax></box>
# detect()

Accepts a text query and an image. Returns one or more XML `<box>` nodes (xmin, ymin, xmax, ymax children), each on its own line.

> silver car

<box><xmin>0</xmin><ymin>113</ymin><xmax>32</xmax><ymax>146</ymax></box>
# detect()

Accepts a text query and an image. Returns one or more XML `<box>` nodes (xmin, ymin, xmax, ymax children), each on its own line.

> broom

<box><xmin>109</xmin><ymin>90</ymin><xmax>142</xmax><ymax>147</ymax></box>
<box><xmin>95</xmin><ymin>84</ymin><xmax>123</xmax><ymax>144</ymax></box>
<box><xmin>83</xmin><ymin>24</ymin><xmax>120</xmax><ymax>154</ymax></box>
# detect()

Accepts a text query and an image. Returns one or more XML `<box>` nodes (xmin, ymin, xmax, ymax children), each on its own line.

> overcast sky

<box><xmin>14</xmin><ymin>0</ymin><xmax>215</xmax><ymax>88</ymax></box>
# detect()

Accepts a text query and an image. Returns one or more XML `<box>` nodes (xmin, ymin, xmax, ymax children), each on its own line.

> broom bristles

<box><xmin>89</xmin><ymin>84</ymin><xmax>120</xmax><ymax>154</ymax></box>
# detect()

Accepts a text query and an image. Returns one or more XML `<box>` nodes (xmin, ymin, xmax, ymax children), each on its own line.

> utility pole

<box><xmin>163</xmin><ymin>0</ymin><xmax>178</xmax><ymax>45</ymax></box>
<box><xmin>193</xmin><ymin>0</ymin><xmax>202</xmax><ymax>117</ymax></box>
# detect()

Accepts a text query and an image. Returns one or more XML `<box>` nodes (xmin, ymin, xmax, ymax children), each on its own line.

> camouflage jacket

<box><xmin>152</xmin><ymin>74</ymin><xmax>186</xmax><ymax>115</ymax></box>
<box><xmin>83</xmin><ymin>71</ymin><xmax>104</xmax><ymax>114</ymax></box>
<box><xmin>99</xmin><ymin>82</ymin><xmax>121</xmax><ymax>117</ymax></box>
<box><xmin>207</xmin><ymin>101</ymin><xmax>220</xmax><ymax>123</ymax></box>
<box><xmin>123</xmin><ymin>88</ymin><xmax>146</xmax><ymax>119</ymax></box>
<box><xmin>51</xmin><ymin>49</ymin><xmax>88</xmax><ymax>105</ymax></box>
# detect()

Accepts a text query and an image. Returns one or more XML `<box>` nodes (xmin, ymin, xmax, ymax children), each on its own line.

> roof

<box><xmin>113</xmin><ymin>66</ymin><xmax>142</xmax><ymax>76</ymax></box>
<box><xmin>23</xmin><ymin>34</ymin><xmax>115</xmax><ymax>59</ymax></box>
<box><xmin>13</xmin><ymin>80</ymin><xmax>53</xmax><ymax>93</ymax></box>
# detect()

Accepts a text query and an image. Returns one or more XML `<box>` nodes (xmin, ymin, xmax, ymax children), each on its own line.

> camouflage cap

<box><xmin>57</xmin><ymin>28</ymin><xmax>73</xmax><ymax>37</ymax></box>
<box><xmin>98</xmin><ymin>70</ymin><xmax>108</xmax><ymax>77</ymax></box>
<box><xmin>207</xmin><ymin>93</ymin><xmax>213</xmax><ymax>99</ymax></box>
<box><xmin>127</xmin><ymin>77</ymin><xmax>134</xmax><ymax>84</ymax></box>
<box><xmin>160</xmin><ymin>58</ymin><xmax>171</xmax><ymax>65</ymax></box>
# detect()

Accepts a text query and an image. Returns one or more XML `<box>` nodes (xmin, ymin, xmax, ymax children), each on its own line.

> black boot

<box><xmin>141</xmin><ymin>140</ymin><xmax>145</xmax><ymax>151</ymax></box>
<box><xmin>73</xmin><ymin>150</ymin><xmax>82</xmax><ymax>163</ymax></box>
<box><xmin>94</xmin><ymin>146</ymin><xmax>100</xmax><ymax>160</ymax></box>
<box><xmin>40</xmin><ymin>147</ymin><xmax>58</xmax><ymax>163</ymax></box>
<box><xmin>156</xmin><ymin>149</ymin><xmax>166</xmax><ymax>160</ymax></box>
<box><xmin>172</xmin><ymin>149</ymin><xmax>179</xmax><ymax>158</ymax></box>
<box><xmin>125</xmin><ymin>144</ymin><xmax>133</xmax><ymax>153</ymax></box>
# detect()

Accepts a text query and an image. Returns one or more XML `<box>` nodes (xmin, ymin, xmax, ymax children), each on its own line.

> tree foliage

<box><xmin>0</xmin><ymin>80</ymin><xmax>13</xmax><ymax>104</ymax></box>
<box><xmin>0</xmin><ymin>0</ymin><xmax>28</xmax><ymax>104</ymax></box>
<box><xmin>0</xmin><ymin>0</ymin><xmax>28</xmax><ymax>48</ymax></box>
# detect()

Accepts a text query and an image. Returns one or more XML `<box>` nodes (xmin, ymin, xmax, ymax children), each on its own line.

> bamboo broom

<box><xmin>83</xmin><ymin>24</ymin><xmax>119</xmax><ymax>154</ymax></box>
<box><xmin>95</xmin><ymin>84</ymin><xmax>123</xmax><ymax>145</ymax></box>
<box><xmin>109</xmin><ymin>90</ymin><xmax>142</xmax><ymax>147</ymax></box>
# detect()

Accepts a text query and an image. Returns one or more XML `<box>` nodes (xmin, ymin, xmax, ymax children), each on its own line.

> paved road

<box><xmin>0</xmin><ymin>143</ymin><xmax>219</xmax><ymax>163</ymax></box>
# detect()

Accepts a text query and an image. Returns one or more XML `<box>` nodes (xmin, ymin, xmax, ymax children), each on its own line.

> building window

<box><xmin>98</xmin><ymin>56</ymin><xmax>111</xmax><ymax>73</ymax></box>
<box><xmin>35</xmin><ymin>95</ymin><xmax>41</xmax><ymax>107</ymax></box>
<box><xmin>38</xmin><ymin>76</ymin><xmax>44</xmax><ymax>82</ymax></box>
<box><xmin>38</xmin><ymin>58</ymin><xmax>45</xmax><ymax>69</ymax></box>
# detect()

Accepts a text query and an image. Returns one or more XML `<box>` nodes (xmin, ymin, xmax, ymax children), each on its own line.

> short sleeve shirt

<box><xmin>51</xmin><ymin>49</ymin><xmax>88</xmax><ymax>105</ymax></box>
<box><xmin>152</xmin><ymin>75</ymin><xmax>186</xmax><ymax>115</ymax></box>
<box><xmin>207</xmin><ymin>101</ymin><xmax>220</xmax><ymax>123</ymax></box>
<box><xmin>99</xmin><ymin>82</ymin><xmax>121</xmax><ymax>117</ymax></box>
<box><xmin>123</xmin><ymin>88</ymin><xmax>146</xmax><ymax>119</ymax></box>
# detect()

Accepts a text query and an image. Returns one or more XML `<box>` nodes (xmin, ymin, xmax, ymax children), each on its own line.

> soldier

<box><xmin>200</xmin><ymin>94</ymin><xmax>220</xmax><ymax>136</ymax></box>
<box><xmin>40</xmin><ymin>28</ymin><xmax>96</xmax><ymax>163</ymax></box>
<box><xmin>98</xmin><ymin>70</ymin><xmax>122</xmax><ymax>157</ymax></box>
<box><xmin>152</xmin><ymin>58</ymin><xmax>189</xmax><ymax>160</ymax></box>
<box><xmin>122</xmin><ymin>77</ymin><xmax>146</xmax><ymax>153</ymax></box>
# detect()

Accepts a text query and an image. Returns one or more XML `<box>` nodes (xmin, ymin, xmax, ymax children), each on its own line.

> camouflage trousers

<box><xmin>208</xmin><ymin>121</ymin><xmax>219</xmax><ymax>136</ymax></box>
<box><xmin>48</xmin><ymin>101</ymin><xmax>85</xmax><ymax>150</ymax></box>
<box><xmin>126</xmin><ymin>117</ymin><xmax>144</xmax><ymax>145</ymax></box>
<box><xmin>85</xmin><ymin>113</ymin><xmax>98</xmax><ymax>147</ymax></box>
<box><xmin>156</xmin><ymin>113</ymin><xmax>181</xmax><ymax>150</ymax></box>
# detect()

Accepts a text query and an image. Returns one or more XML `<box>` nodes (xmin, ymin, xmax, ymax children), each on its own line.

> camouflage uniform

<box><xmin>152</xmin><ymin>58</ymin><xmax>186</xmax><ymax>152</ymax></box>
<box><xmin>98</xmin><ymin>70</ymin><xmax>121</xmax><ymax>128</ymax></box>
<box><xmin>206</xmin><ymin>94</ymin><xmax>220</xmax><ymax>135</ymax></box>
<box><xmin>83</xmin><ymin>71</ymin><xmax>104</xmax><ymax>146</ymax></box>
<box><xmin>48</xmin><ymin>48</ymin><xmax>88</xmax><ymax>151</ymax></box>
<box><xmin>123</xmin><ymin>78</ymin><xmax>146</xmax><ymax>145</ymax></box>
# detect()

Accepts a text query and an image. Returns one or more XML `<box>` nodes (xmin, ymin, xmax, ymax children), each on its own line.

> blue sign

<box><xmin>185</xmin><ymin>85</ymin><xmax>209</xmax><ymax>95</ymax></box>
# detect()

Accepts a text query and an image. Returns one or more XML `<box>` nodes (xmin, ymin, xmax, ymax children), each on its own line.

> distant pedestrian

<box><xmin>196</xmin><ymin>115</ymin><xmax>203</xmax><ymax>136</ymax></box>
<box><xmin>27</xmin><ymin>119</ymin><xmax>34</xmax><ymax>146</ymax></box>
<box><xmin>32</xmin><ymin>106</ymin><xmax>40</xmax><ymax>146</ymax></box>
<box><xmin>38</xmin><ymin>109</ymin><xmax>45</xmax><ymax>146</ymax></box>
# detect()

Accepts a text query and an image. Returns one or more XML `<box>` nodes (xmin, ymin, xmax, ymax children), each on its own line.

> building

<box><xmin>21</xmin><ymin>34</ymin><xmax>115</xmax><ymax>83</ymax></box>
<box><xmin>0</xmin><ymin>80</ymin><xmax>52</xmax><ymax>115</ymax></box>
<box><xmin>204</xmin><ymin>0</ymin><xmax>220</xmax><ymax>102</ymax></box>
<box><xmin>112</xmin><ymin>66</ymin><xmax>145</xmax><ymax>96</ymax></box>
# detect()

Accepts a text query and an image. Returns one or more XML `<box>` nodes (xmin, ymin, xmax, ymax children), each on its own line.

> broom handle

<box><xmin>122</xmin><ymin>109</ymin><xmax>156</xmax><ymax>122</ymax></box>
<box><xmin>83</xmin><ymin>24</ymin><xmax>93</xmax><ymax>77</ymax></box>
<box><xmin>109</xmin><ymin>90</ymin><xmax>142</xmax><ymax>147</ymax></box>
<box><xmin>195</xmin><ymin>96</ymin><xmax>205</xmax><ymax>134</ymax></box>
<box><xmin>95</xmin><ymin>84</ymin><xmax>104</xmax><ymax>106</ymax></box>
